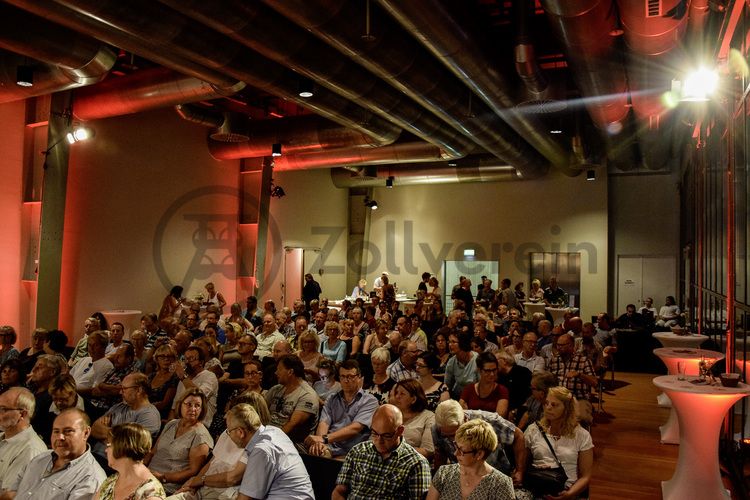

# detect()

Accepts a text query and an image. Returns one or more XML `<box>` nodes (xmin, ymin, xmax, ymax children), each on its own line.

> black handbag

<box><xmin>523</xmin><ymin>422</ymin><xmax>569</xmax><ymax>496</ymax></box>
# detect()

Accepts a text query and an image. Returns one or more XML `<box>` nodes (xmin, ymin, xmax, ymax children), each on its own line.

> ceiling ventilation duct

<box><xmin>209</xmin><ymin>113</ymin><xmax>250</xmax><ymax>143</ymax></box>
<box><xmin>175</xmin><ymin>104</ymin><xmax>224</xmax><ymax>128</ymax></box>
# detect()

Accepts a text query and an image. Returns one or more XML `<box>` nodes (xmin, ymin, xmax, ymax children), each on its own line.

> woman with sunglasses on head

<box><xmin>427</xmin><ymin>418</ymin><xmax>515</xmax><ymax>500</ymax></box>
<box><xmin>148</xmin><ymin>345</ymin><xmax>179</xmax><ymax>422</ymax></box>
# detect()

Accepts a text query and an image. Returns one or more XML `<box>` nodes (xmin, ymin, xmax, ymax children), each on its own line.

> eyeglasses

<box><xmin>480</xmin><ymin>367</ymin><xmax>498</xmax><ymax>373</ymax></box>
<box><xmin>370</xmin><ymin>429</ymin><xmax>397</xmax><ymax>440</ymax></box>
<box><xmin>226</xmin><ymin>426</ymin><xmax>243</xmax><ymax>435</ymax></box>
<box><xmin>120</xmin><ymin>385</ymin><xmax>139</xmax><ymax>391</ymax></box>
<box><xmin>453</xmin><ymin>442</ymin><xmax>477</xmax><ymax>456</ymax></box>
<box><xmin>415</xmin><ymin>363</ymin><xmax>428</xmax><ymax>369</ymax></box>
<box><xmin>244</xmin><ymin>370</ymin><xmax>261</xmax><ymax>376</ymax></box>
<box><xmin>182</xmin><ymin>402</ymin><xmax>202</xmax><ymax>409</ymax></box>
<box><xmin>184</xmin><ymin>356</ymin><xmax>199</xmax><ymax>363</ymax></box>
<box><xmin>0</xmin><ymin>406</ymin><xmax>21</xmax><ymax>413</ymax></box>
<box><xmin>339</xmin><ymin>374</ymin><xmax>360</xmax><ymax>381</ymax></box>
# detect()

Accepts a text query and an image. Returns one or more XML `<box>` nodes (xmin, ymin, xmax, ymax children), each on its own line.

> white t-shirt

<box><xmin>69</xmin><ymin>357</ymin><xmax>113</xmax><ymax>389</ymax></box>
<box><xmin>524</xmin><ymin>424</ymin><xmax>594</xmax><ymax>487</ymax></box>
<box><xmin>172</xmin><ymin>370</ymin><xmax>219</xmax><ymax>427</ymax></box>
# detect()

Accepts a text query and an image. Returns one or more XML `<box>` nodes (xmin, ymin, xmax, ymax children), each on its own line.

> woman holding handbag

<box><xmin>522</xmin><ymin>386</ymin><xmax>594</xmax><ymax>499</ymax></box>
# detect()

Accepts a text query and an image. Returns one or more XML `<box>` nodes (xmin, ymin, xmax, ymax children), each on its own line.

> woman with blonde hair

<box><xmin>297</xmin><ymin>329</ymin><xmax>324</xmax><ymax>382</ymax></box>
<box><xmin>363</xmin><ymin>319</ymin><xmax>390</xmax><ymax>355</ymax></box>
<box><xmin>528</xmin><ymin>279</ymin><xmax>544</xmax><ymax>301</ymax></box>
<box><xmin>522</xmin><ymin>386</ymin><xmax>594</xmax><ymax>499</ymax></box>
<box><xmin>427</xmin><ymin>419</ymin><xmax>515</xmax><ymax>499</ymax></box>
<box><xmin>96</xmin><ymin>423</ymin><xmax>166</xmax><ymax>500</ymax></box>
<box><xmin>148</xmin><ymin>344</ymin><xmax>179</xmax><ymax>422</ymax></box>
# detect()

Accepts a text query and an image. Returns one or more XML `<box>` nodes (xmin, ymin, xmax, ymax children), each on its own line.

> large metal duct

<box><xmin>156</xmin><ymin>0</ymin><xmax>472</xmax><ymax>159</ymax></box>
<box><xmin>376</xmin><ymin>0</ymin><xmax>577</xmax><ymax>176</ymax></box>
<box><xmin>174</xmin><ymin>104</ymin><xmax>225</xmax><ymax>128</ymax></box>
<box><xmin>73</xmin><ymin>67</ymin><xmax>245</xmax><ymax>120</ymax></box>
<box><xmin>331</xmin><ymin>156</ymin><xmax>519</xmax><ymax>187</ymax></box>
<box><xmin>0</xmin><ymin>3</ymin><xmax>114</xmax><ymax>103</ymax></box>
<box><xmin>264</xmin><ymin>0</ymin><xmax>550</xmax><ymax>179</ymax></box>
<box><xmin>10</xmin><ymin>0</ymin><xmax>401</xmax><ymax>147</ymax></box>
<box><xmin>270</xmin><ymin>142</ymin><xmax>450</xmax><ymax>171</ymax></box>
<box><xmin>209</xmin><ymin>115</ymin><xmax>402</xmax><ymax>160</ymax></box>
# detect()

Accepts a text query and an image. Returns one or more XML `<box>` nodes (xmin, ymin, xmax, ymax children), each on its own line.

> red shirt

<box><xmin>460</xmin><ymin>383</ymin><xmax>509</xmax><ymax>412</ymax></box>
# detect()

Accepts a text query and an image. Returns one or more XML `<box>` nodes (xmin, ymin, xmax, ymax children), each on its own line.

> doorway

<box><xmin>282</xmin><ymin>247</ymin><xmax>322</xmax><ymax>308</ymax></box>
<box><xmin>617</xmin><ymin>255</ymin><xmax>677</xmax><ymax>314</ymax></box>
<box><xmin>442</xmin><ymin>260</ymin><xmax>499</xmax><ymax>307</ymax></box>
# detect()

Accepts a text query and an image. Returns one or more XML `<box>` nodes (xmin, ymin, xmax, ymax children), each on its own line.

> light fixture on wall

<box><xmin>270</xmin><ymin>179</ymin><xmax>286</xmax><ymax>198</ymax></box>
<box><xmin>586</xmin><ymin>169</ymin><xmax>596</xmax><ymax>181</ymax></box>
<box><xmin>66</xmin><ymin>125</ymin><xmax>95</xmax><ymax>144</ymax></box>
<box><xmin>16</xmin><ymin>65</ymin><xmax>34</xmax><ymax>87</ymax></box>
<box><xmin>386</xmin><ymin>176</ymin><xmax>394</xmax><ymax>188</ymax></box>
<box><xmin>364</xmin><ymin>196</ymin><xmax>378</xmax><ymax>210</ymax></box>
<box><xmin>271</xmin><ymin>143</ymin><xmax>282</xmax><ymax>157</ymax></box>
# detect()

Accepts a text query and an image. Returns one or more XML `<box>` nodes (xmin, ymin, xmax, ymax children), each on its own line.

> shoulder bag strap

<box><xmin>535</xmin><ymin>422</ymin><xmax>564</xmax><ymax>468</ymax></box>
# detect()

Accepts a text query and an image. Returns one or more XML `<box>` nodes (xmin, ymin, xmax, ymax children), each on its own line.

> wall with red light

<box><xmin>58</xmin><ymin>108</ymin><xmax>240</xmax><ymax>340</ymax></box>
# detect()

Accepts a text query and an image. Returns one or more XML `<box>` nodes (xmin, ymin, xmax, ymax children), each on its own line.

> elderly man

<box><xmin>0</xmin><ymin>387</ymin><xmax>47</xmax><ymax>496</ymax></box>
<box><xmin>432</xmin><ymin>399</ymin><xmax>526</xmax><ymax>487</ymax></box>
<box><xmin>473</xmin><ymin>312</ymin><xmax>499</xmax><ymax>351</ymax></box>
<box><xmin>334</xmin><ymin>404</ymin><xmax>431</xmax><ymax>499</ymax></box>
<box><xmin>548</xmin><ymin>333</ymin><xmax>597</xmax><ymax>425</ymax></box>
<box><xmin>386</xmin><ymin>340</ymin><xmax>420</xmax><ymax>382</ymax></box>
<box><xmin>275</xmin><ymin>311</ymin><xmax>295</xmax><ymax>340</ymax></box>
<box><xmin>453</xmin><ymin>277</ymin><xmax>475</xmax><ymax>318</ymax></box>
<box><xmin>70</xmin><ymin>330</ymin><xmax>113</xmax><ymax>396</ymax></box>
<box><xmin>305</xmin><ymin>360</ymin><xmax>378</xmax><ymax>458</ymax></box>
<box><xmin>255</xmin><ymin>314</ymin><xmax>285</xmax><ymax>360</ymax></box>
<box><xmin>5</xmin><ymin>408</ymin><xmax>106</xmax><ymax>499</ymax></box>
<box><xmin>170</xmin><ymin>346</ymin><xmax>219</xmax><ymax>427</ymax></box>
<box><xmin>515</xmin><ymin>332</ymin><xmax>545</xmax><ymax>373</ymax></box>
<box><xmin>308</xmin><ymin>311</ymin><xmax>328</xmax><ymax>340</ymax></box>
<box><xmin>288</xmin><ymin>315</ymin><xmax>308</xmax><ymax>350</ymax></box>
<box><xmin>543</xmin><ymin>276</ymin><xmax>567</xmax><ymax>306</ymax></box>
<box><xmin>142</xmin><ymin>313</ymin><xmax>169</xmax><ymax>350</ymax></box>
<box><xmin>68</xmin><ymin>317</ymin><xmax>100</xmax><ymax>367</ymax></box>
<box><xmin>226</xmin><ymin>404</ymin><xmax>313</xmax><ymax>499</ymax></box>
<box><xmin>396</xmin><ymin>315</ymin><xmax>426</xmax><ymax>353</ymax></box>
<box><xmin>90</xmin><ymin>372</ymin><xmax>161</xmax><ymax>459</ymax></box>
<box><xmin>88</xmin><ymin>343</ymin><xmax>137</xmax><ymax>419</ymax></box>
<box><xmin>26</xmin><ymin>354</ymin><xmax>63</xmax><ymax>433</ymax></box>
<box><xmin>265</xmin><ymin>354</ymin><xmax>319</xmax><ymax>443</ymax></box>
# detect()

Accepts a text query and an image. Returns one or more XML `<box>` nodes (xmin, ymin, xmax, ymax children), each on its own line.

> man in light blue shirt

<box><xmin>227</xmin><ymin>403</ymin><xmax>314</xmax><ymax>500</ymax></box>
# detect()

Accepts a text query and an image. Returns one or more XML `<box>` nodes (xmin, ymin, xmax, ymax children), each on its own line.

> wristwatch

<box><xmin>323</xmin><ymin>434</ymin><xmax>329</xmax><ymax>444</ymax></box>
<box><xmin>201</xmin><ymin>474</ymin><xmax>207</xmax><ymax>486</ymax></box>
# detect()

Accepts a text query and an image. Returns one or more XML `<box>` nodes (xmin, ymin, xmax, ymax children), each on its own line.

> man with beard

<box><xmin>170</xmin><ymin>346</ymin><xmax>218</xmax><ymax>427</ymax></box>
<box><xmin>0</xmin><ymin>387</ymin><xmax>47</xmax><ymax>495</ymax></box>
<box><xmin>6</xmin><ymin>408</ymin><xmax>106</xmax><ymax>499</ymax></box>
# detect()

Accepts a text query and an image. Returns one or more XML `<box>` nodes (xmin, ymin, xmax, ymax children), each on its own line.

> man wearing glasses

<box><xmin>547</xmin><ymin>333</ymin><xmax>597</xmax><ymax>425</ymax></box>
<box><xmin>386</xmin><ymin>340</ymin><xmax>420</xmax><ymax>382</ymax></box>
<box><xmin>171</xmin><ymin>346</ymin><xmax>219</xmax><ymax>427</ymax></box>
<box><xmin>0</xmin><ymin>387</ymin><xmax>47</xmax><ymax>495</ymax></box>
<box><xmin>334</xmin><ymin>404</ymin><xmax>431</xmax><ymax>499</ymax></box>
<box><xmin>305</xmin><ymin>360</ymin><xmax>378</xmax><ymax>458</ymax></box>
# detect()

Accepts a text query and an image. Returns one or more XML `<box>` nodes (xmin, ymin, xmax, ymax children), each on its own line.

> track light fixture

<box><xmin>16</xmin><ymin>65</ymin><xmax>33</xmax><ymax>87</ymax></box>
<box><xmin>272</xmin><ymin>143</ymin><xmax>282</xmax><ymax>157</ymax></box>
<box><xmin>270</xmin><ymin>179</ymin><xmax>286</xmax><ymax>198</ymax></box>
<box><xmin>364</xmin><ymin>196</ymin><xmax>378</xmax><ymax>210</ymax></box>
<box><xmin>386</xmin><ymin>176</ymin><xmax>394</xmax><ymax>188</ymax></box>
<box><xmin>586</xmin><ymin>169</ymin><xmax>596</xmax><ymax>181</ymax></box>
<box><xmin>66</xmin><ymin>126</ymin><xmax>95</xmax><ymax>144</ymax></box>
<box><xmin>298</xmin><ymin>77</ymin><xmax>314</xmax><ymax>98</ymax></box>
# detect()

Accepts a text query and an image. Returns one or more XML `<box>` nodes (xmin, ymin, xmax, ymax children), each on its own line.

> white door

<box><xmin>283</xmin><ymin>248</ymin><xmax>303</xmax><ymax>309</ymax></box>
<box><xmin>617</xmin><ymin>255</ymin><xmax>677</xmax><ymax>314</ymax></box>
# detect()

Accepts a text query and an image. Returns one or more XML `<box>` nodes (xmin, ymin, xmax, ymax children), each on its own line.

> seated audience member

<box><xmin>431</xmin><ymin>328</ymin><xmax>452</xmax><ymax>378</ymax></box>
<box><xmin>89</xmin><ymin>343</ymin><xmax>138</xmax><ymax>419</ymax></box>
<box><xmin>17</xmin><ymin>328</ymin><xmax>47</xmax><ymax>375</ymax></box>
<box><xmin>312</xmin><ymin>358</ymin><xmax>341</xmax><ymax>404</ymax></box>
<box><xmin>149</xmin><ymin>345</ymin><xmax>179</xmax><ymax>422</ymax></box>
<box><xmin>427</xmin><ymin>419</ymin><xmax>515</xmax><ymax>500</ymax></box>
<box><xmin>334</xmin><ymin>404</ymin><xmax>431</xmax><ymax>500</ymax></box>
<box><xmin>0</xmin><ymin>359</ymin><xmax>25</xmax><ymax>395</ymax></box>
<box><xmin>308</xmin><ymin>311</ymin><xmax>328</xmax><ymax>339</ymax></box>
<box><xmin>218</xmin><ymin>323</ymin><xmax>242</xmax><ymax>368</ymax></box>
<box><xmin>287</xmin><ymin>314</ymin><xmax>307</xmax><ymax>351</ymax></box>
<box><xmin>8</xmin><ymin>408</ymin><xmax>106</xmax><ymax>498</ymax></box>
<box><xmin>577</xmin><ymin>323</ymin><xmax>605</xmax><ymax>372</ymax></box>
<box><xmin>170</xmin><ymin>393</ymin><xmax>271</xmax><ymax>500</ymax></box>
<box><xmin>255</xmin><ymin>314</ymin><xmax>285</xmax><ymax>360</ymax></box>
<box><xmin>129</xmin><ymin>330</ymin><xmax>149</xmax><ymax>372</ymax></box>
<box><xmin>37</xmin><ymin>374</ymin><xmax>85</xmax><ymax>443</ymax></box>
<box><xmin>320</xmin><ymin>322</ymin><xmax>347</xmax><ymax>363</ymax></box>
<box><xmin>0</xmin><ymin>387</ymin><xmax>47</xmax><ymax>495</ymax></box>
<box><xmin>445</xmin><ymin>331</ymin><xmax>479</xmax><ymax>400</ymax></box>
<box><xmin>536</xmin><ymin>320</ymin><xmax>554</xmax><ymax>349</ymax></box>
<box><xmin>91</xmin><ymin>373</ymin><xmax>161</xmax><ymax>460</ymax></box>
<box><xmin>473</xmin><ymin>313</ymin><xmax>499</xmax><ymax>351</ymax></box>
<box><xmin>390</xmin><ymin>379</ymin><xmax>436</xmax><ymax>459</ymax></box>
<box><xmin>27</xmin><ymin>354</ymin><xmax>63</xmax><ymax>434</ymax></box>
<box><xmin>68</xmin><ymin>317</ymin><xmax>100</xmax><ymax>367</ymax></box>
<box><xmin>656</xmin><ymin>296</ymin><xmax>681</xmax><ymax>328</ymax></box>
<box><xmin>547</xmin><ymin>334</ymin><xmax>597</xmax><ymax>426</ymax></box>
<box><xmin>338</xmin><ymin>318</ymin><xmax>361</xmax><ymax>358</ymax></box>
<box><xmin>224</xmin><ymin>302</ymin><xmax>253</xmax><ymax>334</ymax></box>
<box><xmin>147</xmin><ymin>389</ymin><xmax>213</xmax><ymax>494</ymax></box>
<box><xmin>615</xmin><ymin>304</ymin><xmax>645</xmax><ymax>330</ymax></box>
<box><xmin>496</xmin><ymin>349</ymin><xmax>532</xmax><ymax>418</ymax></box>
<box><xmin>170</xmin><ymin>346</ymin><xmax>219</xmax><ymax>428</ymax></box>
<box><xmin>387</xmin><ymin>340</ymin><xmax>420</xmax><ymax>382</ymax></box>
<box><xmin>259</xmin><ymin>340</ymin><xmax>293</xmax><ymax>391</ymax></box>
<box><xmin>70</xmin><ymin>330</ymin><xmax>113</xmax><ymax>395</ymax></box>
<box><xmin>515</xmin><ymin>332</ymin><xmax>545</xmax><ymax>373</ymax></box>
<box><xmin>229</xmin><ymin>403</ymin><xmax>314</xmax><ymax>499</ymax></box>
<box><xmin>517</xmin><ymin>371</ymin><xmax>558</xmax><ymax>430</ymax></box>
<box><xmin>432</xmin><ymin>399</ymin><xmax>526</xmax><ymax>486</ymax></box>
<box><xmin>393</xmin><ymin>316</ymin><xmax>421</xmax><ymax>354</ymax></box>
<box><xmin>297</xmin><ymin>329</ymin><xmax>323</xmax><ymax>383</ymax></box>
<box><xmin>366</xmin><ymin>347</ymin><xmax>395</xmax><ymax>405</ymax></box>
<box><xmin>305</xmin><ymin>359</ymin><xmax>378</xmax><ymax>458</ymax></box>
<box><xmin>407</xmin><ymin>315</ymin><xmax>429</xmax><ymax>353</ymax></box>
<box><xmin>460</xmin><ymin>352</ymin><xmax>509</xmax><ymax>418</ymax></box>
<box><xmin>540</xmin><ymin>325</ymin><xmax>564</xmax><ymax>366</ymax></box>
<box><xmin>594</xmin><ymin>313</ymin><xmax>618</xmax><ymax>348</ymax></box>
<box><xmin>200</xmin><ymin>310</ymin><xmax>226</xmax><ymax>345</ymax></box>
<box><xmin>243</xmin><ymin>296</ymin><xmax>263</xmax><ymax>328</ymax></box>
<box><xmin>638</xmin><ymin>297</ymin><xmax>657</xmax><ymax>325</ymax></box>
<box><xmin>105</xmin><ymin>322</ymin><xmax>126</xmax><ymax>357</ymax></box>
<box><xmin>96</xmin><ymin>423</ymin><xmax>166</xmax><ymax>500</ymax></box>
<box><xmin>194</xmin><ymin>336</ymin><xmax>224</xmax><ymax>380</ymax></box>
<box><xmin>142</xmin><ymin>313</ymin><xmax>170</xmax><ymax>351</ymax></box>
<box><xmin>42</xmin><ymin>330</ymin><xmax>68</xmax><ymax>363</ymax></box>
<box><xmin>363</xmin><ymin>319</ymin><xmax>390</xmax><ymax>355</ymax></box>
<box><xmin>351</xmin><ymin>307</ymin><xmax>370</xmax><ymax>340</ymax></box>
<box><xmin>265</xmin><ymin>354</ymin><xmax>319</xmax><ymax>443</ymax></box>
<box><xmin>522</xmin><ymin>387</ymin><xmax>593</xmax><ymax>499</ymax></box>
<box><xmin>416</xmin><ymin>352</ymin><xmax>450</xmax><ymax>411</ymax></box>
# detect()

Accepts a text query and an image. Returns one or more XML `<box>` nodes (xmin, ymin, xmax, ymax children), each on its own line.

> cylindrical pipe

<box><xmin>175</xmin><ymin>104</ymin><xmax>225</xmax><ymax>128</ymax></box>
<box><xmin>331</xmin><ymin>160</ymin><xmax>518</xmax><ymax>187</ymax></box>
<box><xmin>270</xmin><ymin>142</ymin><xmax>448</xmax><ymax>171</ymax></box>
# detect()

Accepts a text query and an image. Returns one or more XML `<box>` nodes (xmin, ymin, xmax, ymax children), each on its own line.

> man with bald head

<box><xmin>334</xmin><ymin>404</ymin><xmax>431</xmax><ymax>499</ymax></box>
<box><xmin>548</xmin><ymin>333</ymin><xmax>597</xmax><ymax>425</ymax></box>
<box><xmin>0</xmin><ymin>387</ymin><xmax>47</xmax><ymax>495</ymax></box>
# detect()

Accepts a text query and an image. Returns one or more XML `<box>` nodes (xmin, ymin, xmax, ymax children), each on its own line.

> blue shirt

<box><xmin>239</xmin><ymin>425</ymin><xmax>314</xmax><ymax>500</ymax></box>
<box><xmin>321</xmin><ymin>389</ymin><xmax>379</xmax><ymax>456</ymax></box>
<box><xmin>444</xmin><ymin>352</ymin><xmax>478</xmax><ymax>399</ymax></box>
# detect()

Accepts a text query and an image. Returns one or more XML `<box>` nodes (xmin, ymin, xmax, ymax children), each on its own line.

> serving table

<box><xmin>652</xmin><ymin>331</ymin><xmax>708</xmax><ymax>349</ymax></box>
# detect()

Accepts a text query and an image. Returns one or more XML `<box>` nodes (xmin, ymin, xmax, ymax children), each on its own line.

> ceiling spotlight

<box><xmin>16</xmin><ymin>65</ymin><xmax>33</xmax><ymax>87</ymax></box>
<box><xmin>66</xmin><ymin>126</ymin><xmax>95</xmax><ymax>144</ymax></box>
<box><xmin>271</xmin><ymin>143</ymin><xmax>282</xmax><ymax>157</ymax></box>
<box><xmin>586</xmin><ymin>169</ymin><xmax>596</xmax><ymax>181</ymax></box>
<box><xmin>298</xmin><ymin>77</ymin><xmax>314</xmax><ymax>98</ymax></box>
<box><xmin>386</xmin><ymin>176</ymin><xmax>394</xmax><ymax>188</ymax></box>
<box><xmin>681</xmin><ymin>67</ymin><xmax>719</xmax><ymax>102</ymax></box>
<box><xmin>364</xmin><ymin>197</ymin><xmax>378</xmax><ymax>210</ymax></box>
<box><xmin>270</xmin><ymin>180</ymin><xmax>286</xmax><ymax>198</ymax></box>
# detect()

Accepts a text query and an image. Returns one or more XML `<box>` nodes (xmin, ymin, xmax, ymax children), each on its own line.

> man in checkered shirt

<box><xmin>547</xmin><ymin>333</ymin><xmax>598</xmax><ymax>425</ymax></box>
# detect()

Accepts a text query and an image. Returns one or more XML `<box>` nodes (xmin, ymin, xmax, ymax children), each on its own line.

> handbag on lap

<box><xmin>523</xmin><ymin>422</ymin><xmax>568</xmax><ymax>497</ymax></box>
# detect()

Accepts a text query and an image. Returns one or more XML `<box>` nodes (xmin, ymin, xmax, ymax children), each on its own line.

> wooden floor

<box><xmin>588</xmin><ymin>372</ymin><xmax>742</xmax><ymax>499</ymax></box>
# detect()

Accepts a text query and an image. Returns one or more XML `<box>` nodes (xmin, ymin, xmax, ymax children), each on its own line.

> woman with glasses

<box><xmin>517</xmin><ymin>371</ymin><xmax>558</xmax><ymax>431</ymax></box>
<box><xmin>96</xmin><ymin>423</ymin><xmax>165</xmax><ymax>500</ymax></box>
<box><xmin>320</xmin><ymin>321</ymin><xmax>347</xmax><ymax>363</ymax></box>
<box><xmin>312</xmin><ymin>358</ymin><xmax>341</xmax><ymax>404</ymax></box>
<box><xmin>389</xmin><ymin>379</ymin><xmax>435</xmax><ymax>459</ymax></box>
<box><xmin>416</xmin><ymin>352</ymin><xmax>449</xmax><ymax>411</ymax></box>
<box><xmin>427</xmin><ymin>419</ymin><xmax>515</xmax><ymax>500</ymax></box>
<box><xmin>459</xmin><ymin>352</ymin><xmax>509</xmax><ymax>418</ymax></box>
<box><xmin>444</xmin><ymin>332</ymin><xmax>478</xmax><ymax>400</ymax></box>
<box><xmin>148</xmin><ymin>345</ymin><xmax>179</xmax><ymax>422</ymax></box>
<box><xmin>145</xmin><ymin>388</ymin><xmax>213</xmax><ymax>494</ymax></box>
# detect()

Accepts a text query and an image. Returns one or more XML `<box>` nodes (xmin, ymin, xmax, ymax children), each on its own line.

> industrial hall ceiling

<box><xmin>0</xmin><ymin>0</ymin><xmax>735</xmax><ymax>184</ymax></box>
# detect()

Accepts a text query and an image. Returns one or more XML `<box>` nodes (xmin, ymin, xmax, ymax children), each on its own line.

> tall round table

<box><xmin>523</xmin><ymin>302</ymin><xmax>546</xmax><ymax>317</ymax></box>
<box><xmin>545</xmin><ymin>307</ymin><xmax>579</xmax><ymax>326</ymax></box>
<box><xmin>652</xmin><ymin>332</ymin><xmax>708</xmax><ymax>348</ymax></box>
<box><xmin>652</xmin><ymin>348</ymin><xmax>724</xmax><ymax>444</ymax></box>
<box><xmin>653</xmin><ymin>375</ymin><xmax>750</xmax><ymax>500</ymax></box>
